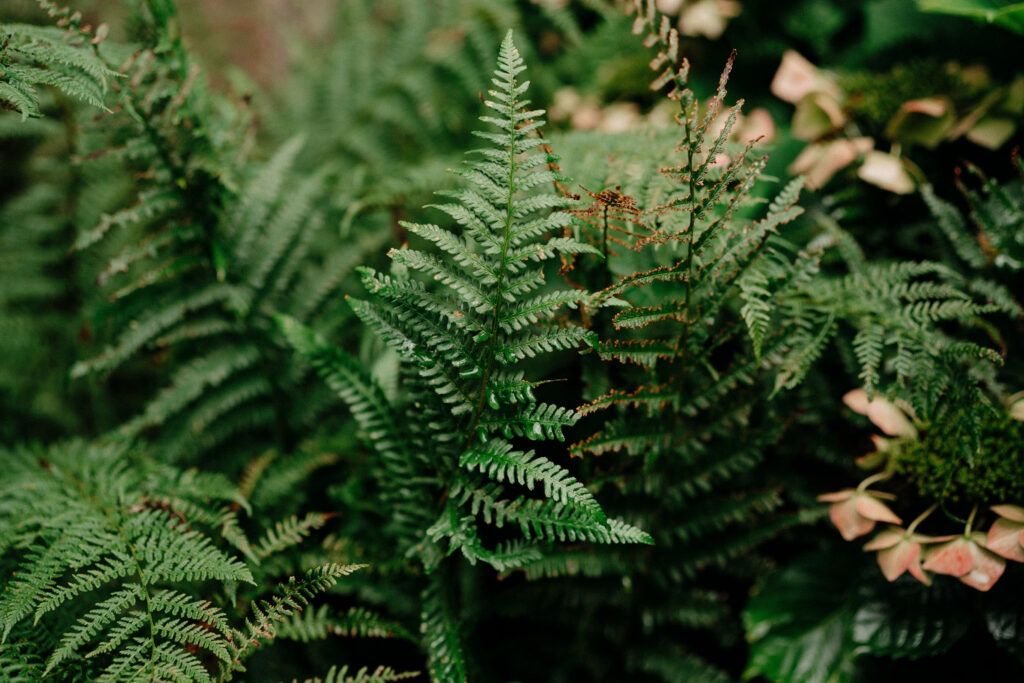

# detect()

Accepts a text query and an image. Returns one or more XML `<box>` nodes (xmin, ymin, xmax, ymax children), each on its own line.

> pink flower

<box><xmin>818</xmin><ymin>488</ymin><xmax>901</xmax><ymax>541</ymax></box>
<box><xmin>678</xmin><ymin>0</ymin><xmax>741</xmax><ymax>40</ymax></box>
<box><xmin>864</xmin><ymin>526</ymin><xmax>954</xmax><ymax>584</ymax></box>
<box><xmin>857</xmin><ymin>151</ymin><xmax>916</xmax><ymax>195</ymax></box>
<box><xmin>738</xmin><ymin>108</ymin><xmax>776</xmax><ymax>145</ymax></box>
<box><xmin>843</xmin><ymin>389</ymin><xmax>917</xmax><ymax>438</ymax></box>
<box><xmin>987</xmin><ymin>505</ymin><xmax>1024</xmax><ymax>563</ymax></box>
<box><xmin>770</xmin><ymin>51</ymin><xmax>842</xmax><ymax>104</ymax></box>
<box><xmin>788</xmin><ymin>137</ymin><xmax>873</xmax><ymax>191</ymax></box>
<box><xmin>922</xmin><ymin>532</ymin><xmax>1006</xmax><ymax>592</ymax></box>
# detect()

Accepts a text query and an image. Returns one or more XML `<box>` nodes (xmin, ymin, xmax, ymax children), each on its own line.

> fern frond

<box><xmin>278</xmin><ymin>605</ymin><xmax>414</xmax><ymax>643</ymax></box>
<box><xmin>0</xmin><ymin>21</ymin><xmax>116</xmax><ymax>119</ymax></box>
<box><xmin>254</xmin><ymin>513</ymin><xmax>334</xmax><ymax>561</ymax></box>
<box><xmin>459</xmin><ymin>440</ymin><xmax>605</xmax><ymax>522</ymax></box>
<box><xmin>226</xmin><ymin>563</ymin><xmax>367</xmax><ymax>677</ymax></box>
<box><xmin>420</xmin><ymin>579</ymin><xmax>467</xmax><ymax>683</ymax></box>
<box><xmin>0</xmin><ymin>441</ymin><xmax>251</xmax><ymax>681</ymax></box>
<box><xmin>290</xmin><ymin>665</ymin><xmax>420</xmax><ymax>683</ymax></box>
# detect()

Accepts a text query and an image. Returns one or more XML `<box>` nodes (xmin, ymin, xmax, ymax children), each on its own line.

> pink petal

<box><xmin>908</xmin><ymin>556</ymin><xmax>933</xmax><ymax>586</ymax></box>
<box><xmin>789</xmin><ymin>138</ymin><xmax>872</xmax><ymax>191</ymax></box>
<box><xmin>992</xmin><ymin>505</ymin><xmax>1024</xmax><ymax>523</ymax></box>
<box><xmin>679</xmin><ymin>0</ymin><xmax>740</xmax><ymax>40</ymax></box>
<box><xmin>959</xmin><ymin>543</ymin><xmax>1006</xmax><ymax>591</ymax></box>
<box><xmin>857</xmin><ymin>151</ymin><xmax>915</xmax><ymax>195</ymax></box>
<box><xmin>986</xmin><ymin>518</ymin><xmax>1024</xmax><ymax>562</ymax></box>
<box><xmin>843</xmin><ymin>389</ymin><xmax>870</xmax><ymax>415</ymax></box>
<box><xmin>817</xmin><ymin>489</ymin><xmax>855</xmax><ymax>503</ymax></box>
<box><xmin>864</xmin><ymin>528</ymin><xmax>904</xmax><ymax>551</ymax></box>
<box><xmin>856</xmin><ymin>495</ymin><xmax>902</xmax><ymax>524</ymax></box>
<box><xmin>865</xmin><ymin>399</ymin><xmax>917</xmax><ymax>438</ymax></box>
<box><xmin>922</xmin><ymin>538</ymin><xmax>974</xmax><ymax>577</ymax></box>
<box><xmin>738</xmin><ymin>108</ymin><xmax>776</xmax><ymax>144</ymax></box>
<box><xmin>902</xmin><ymin>98</ymin><xmax>949</xmax><ymax>117</ymax></box>
<box><xmin>877</xmin><ymin>541</ymin><xmax>920</xmax><ymax>582</ymax></box>
<box><xmin>830</xmin><ymin>499</ymin><xmax>876</xmax><ymax>541</ymax></box>
<box><xmin>771</xmin><ymin>50</ymin><xmax>822</xmax><ymax>103</ymax></box>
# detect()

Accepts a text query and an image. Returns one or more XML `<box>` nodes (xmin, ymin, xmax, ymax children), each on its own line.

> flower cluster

<box><xmin>771</xmin><ymin>51</ymin><xmax>1024</xmax><ymax>192</ymax></box>
<box><xmin>818</xmin><ymin>390</ymin><xmax>1024</xmax><ymax>591</ymax></box>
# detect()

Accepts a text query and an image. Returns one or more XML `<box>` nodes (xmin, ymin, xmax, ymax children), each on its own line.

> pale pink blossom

<box><xmin>678</xmin><ymin>0</ymin><xmax>741</xmax><ymax>39</ymax></box>
<box><xmin>987</xmin><ymin>505</ymin><xmax>1024</xmax><ymax>562</ymax></box>
<box><xmin>842</xmin><ymin>389</ymin><xmax>917</xmax><ymax>438</ymax></box>
<box><xmin>738</xmin><ymin>108</ymin><xmax>776</xmax><ymax>144</ymax></box>
<box><xmin>789</xmin><ymin>138</ymin><xmax>873</xmax><ymax>191</ymax></box>
<box><xmin>818</xmin><ymin>488</ymin><xmax>901</xmax><ymax>541</ymax></box>
<box><xmin>857</xmin><ymin>151</ymin><xmax>915</xmax><ymax>195</ymax></box>
<box><xmin>864</xmin><ymin>526</ymin><xmax>953</xmax><ymax>584</ymax></box>
<box><xmin>770</xmin><ymin>50</ymin><xmax>842</xmax><ymax>104</ymax></box>
<box><xmin>922</xmin><ymin>532</ymin><xmax>1006</xmax><ymax>592</ymax></box>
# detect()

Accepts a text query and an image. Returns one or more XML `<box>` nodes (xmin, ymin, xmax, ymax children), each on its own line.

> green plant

<box><xmin>4</xmin><ymin>0</ymin><xmax>1024</xmax><ymax>680</ymax></box>
<box><xmin>281</xmin><ymin>31</ymin><xmax>651</xmax><ymax>680</ymax></box>
<box><xmin>0</xmin><ymin>3</ymin><xmax>116</xmax><ymax>119</ymax></box>
<box><xmin>0</xmin><ymin>440</ymin><xmax>376</xmax><ymax>682</ymax></box>
<box><xmin>59</xmin><ymin>0</ymin><xmax>386</xmax><ymax>468</ymax></box>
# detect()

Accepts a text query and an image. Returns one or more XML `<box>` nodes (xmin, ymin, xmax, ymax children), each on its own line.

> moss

<box><xmin>839</xmin><ymin>60</ymin><xmax>982</xmax><ymax>129</ymax></box>
<box><xmin>892</xmin><ymin>412</ymin><xmax>1024</xmax><ymax>505</ymax></box>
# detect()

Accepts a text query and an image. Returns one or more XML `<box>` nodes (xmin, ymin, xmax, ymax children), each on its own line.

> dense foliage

<box><xmin>2</xmin><ymin>0</ymin><xmax>1023</xmax><ymax>681</ymax></box>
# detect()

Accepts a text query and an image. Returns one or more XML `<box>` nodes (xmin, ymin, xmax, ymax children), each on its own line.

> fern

<box><xmin>0</xmin><ymin>5</ymin><xmax>117</xmax><ymax>119</ymax></box>
<box><xmin>277</xmin><ymin>605</ymin><xmax>415</xmax><ymax>643</ymax></box>
<box><xmin>922</xmin><ymin>160</ymin><xmax>1024</xmax><ymax>273</ymax></box>
<box><xmin>0</xmin><ymin>437</ymin><xmax>380</xmax><ymax>682</ymax></box>
<box><xmin>4</xmin><ymin>1</ymin><xmax>1024</xmax><ymax>680</ymax></box>
<box><xmin>282</xmin><ymin>31</ymin><xmax>650</xmax><ymax>681</ymax></box>
<box><xmin>779</xmin><ymin>258</ymin><xmax>1016</xmax><ymax>414</ymax></box>
<box><xmin>289</xmin><ymin>666</ymin><xmax>420</xmax><ymax>683</ymax></box>
<box><xmin>516</xmin><ymin>19</ymin><xmax>829</xmax><ymax>675</ymax></box>
<box><xmin>61</xmin><ymin>2</ymin><xmax>385</xmax><ymax>468</ymax></box>
<box><xmin>286</xmin><ymin>31</ymin><xmax>648</xmax><ymax>565</ymax></box>
<box><xmin>225</xmin><ymin>563</ymin><xmax>368</xmax><ymax>680</ymax></box>
<box><xmin>0</xmin><ymin>441</ymin><xmax>246</xmax><ymax>680</ymax></box>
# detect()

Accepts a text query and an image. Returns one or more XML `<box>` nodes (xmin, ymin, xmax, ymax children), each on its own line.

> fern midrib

<box><xmin>462</xmin><ymin>80</ymin><xmax>520</xmax><ymax>454</ymax></box>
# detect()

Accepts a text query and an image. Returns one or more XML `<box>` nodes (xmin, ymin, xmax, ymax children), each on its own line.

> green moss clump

<box><xmin>839</xmin><ymin>60</ymin><xmax>981</xmax><ymax>130</ymax></box>
<box><xmin>892</xmin><ymin>412</ymin><xmax>1024</xmax><ymax>505</ymax></box>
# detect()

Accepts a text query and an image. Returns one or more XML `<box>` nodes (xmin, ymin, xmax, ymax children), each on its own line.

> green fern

<box><xmin>284</xmin><ymin>31</ymin><xmax>648</xmax><ymax>569</ymax></box>
<box><xmin>0</xmin><ymin>438</ymin><xmax>379</xmax><ymax>682</ymax></box>
<box><xmin>281</xmin><ymin>31</ymin><xmax>650</xmax><ymax>682</ymax></box>
<box><xmin>62</xmin><ymin>2</ymin><xmax>385</xmax><ymax>468</ymax></box>
<box><xmin>0</xmin><ymin>5</ymin><xmax>117</xmax><ymax>120</ymax></box>
<box><xmin>289</xmin><ymin>666</ymin><xmax>420</xmax><ymax>683</ymax></box>
<box><xmin>0</xmin><ymin>441</ymin><xmax>250</xmax><ymax>680</ymax></box>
